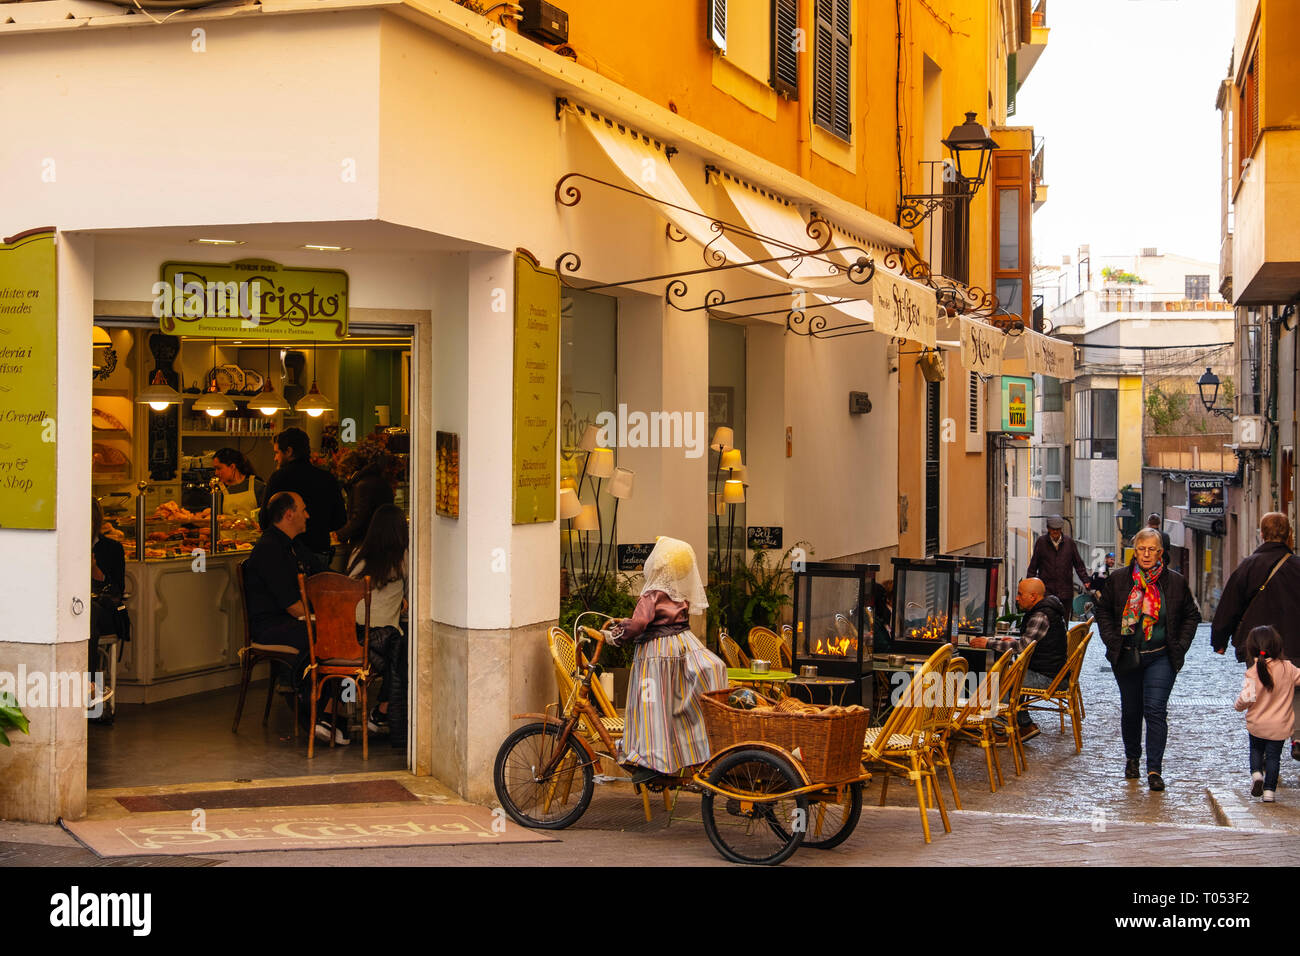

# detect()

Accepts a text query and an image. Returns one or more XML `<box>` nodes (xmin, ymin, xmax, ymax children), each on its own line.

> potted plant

<box><xmin>1</xmin><ymin>692</ymin><xmax>30</xmax><ymax>746</ymax></box>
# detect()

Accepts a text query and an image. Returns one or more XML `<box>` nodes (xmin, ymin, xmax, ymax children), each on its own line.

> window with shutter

<box><xmin>813</xmin><ymin>0</ymin><xmax>851</xmax><ymax>140</ymax></box>
<box><xmin>1238</xmin><ymin>43</ymin><xmax>1259</xmax><ymax>175</ymax></box>
<box><xmin>771</xmin><ymin>0</ymin><xmax>799</xmax><ymax>98</ymax></box>
<box><xmin>710</xmin><ymin>0</ymin><xmax>728</xmax><ymax>53</ymax></box>
<box><xmin>1006</xmin><ymin>53</ymin><xmax>1017</xmax><ymax>116</ymax></box>
<box><xmin>965</xmin><ymin>371</ymin><xmax>984</xmax><ymax>453</ymax></box>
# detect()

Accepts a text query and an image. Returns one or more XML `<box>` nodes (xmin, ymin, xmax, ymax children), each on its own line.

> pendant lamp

<box><xmin>294</xmin><ymin>339</ymin><xmax>333</xmax><ymax>418</ymax></box>
<box><xmin>192</xmin><ymin>337</ymin><xmax>236</xmax><ymax>417</ymax></box>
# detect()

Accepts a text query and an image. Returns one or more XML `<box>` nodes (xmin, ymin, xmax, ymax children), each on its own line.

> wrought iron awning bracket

<box><xmin>666</xmin><ymin>285</ymin><xmax>870</xmax><ymax>316</ymax></box>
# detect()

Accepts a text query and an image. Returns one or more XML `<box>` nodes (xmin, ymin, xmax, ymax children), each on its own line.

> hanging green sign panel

<box><xmin>0</xmin><ymin>228</ymin><xmax>57</xmax><ymax>530</ymax></box>
<box><xmin>156</xmin><ymin>259</ymin><xmax>348</xmax><ymax>340</ymax></box>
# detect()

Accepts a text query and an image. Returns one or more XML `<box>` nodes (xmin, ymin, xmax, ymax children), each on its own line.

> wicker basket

<box><xmin>700</xmin><ymin>689</ymin><xmax>870</xmax><ymax>782</ymax></box>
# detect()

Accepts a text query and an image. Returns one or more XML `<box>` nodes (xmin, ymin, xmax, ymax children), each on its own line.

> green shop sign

<box><xmin>154</xmin><ymin>259</ymin><xmax>348</xmax><ymax>340</ymax></box>
<box><xmin>998</xmin><ymin>375</ymin><xmax>1034</xmax><ymax>435</ymax></box>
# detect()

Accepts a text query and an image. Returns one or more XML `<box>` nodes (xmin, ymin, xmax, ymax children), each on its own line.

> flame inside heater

<box><xmin>813</xmin><ymin>635</ymin><xmax>856</xmax><ymax>657</ymax></box>
<box><xmin>908</xmin><ymin>613</ymin><xmax>950</xmax><ymax>641</ymax></box>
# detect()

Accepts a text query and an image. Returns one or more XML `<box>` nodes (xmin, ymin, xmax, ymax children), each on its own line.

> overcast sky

<box><xmin>1014</xmin><ymin>0</ymin><xmax>1233</xmax><ymax>268</ymax></box>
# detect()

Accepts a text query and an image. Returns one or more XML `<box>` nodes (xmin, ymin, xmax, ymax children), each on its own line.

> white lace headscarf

<box><xmin>640</xmin><ymin>536</ymin><xmax>708</xmax><ymax>612</ymax></box>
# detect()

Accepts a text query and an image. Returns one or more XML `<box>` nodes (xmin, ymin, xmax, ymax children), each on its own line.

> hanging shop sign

<box><xmin>154</xmin><ymin>259</ymin><xmax>348</xmax><ymax>340</ymax></box>
<box><xmin>1022</xmin><ymin>330</ymin><xmax>1074</xmax><ymax>380</ymax></box>
<box><xmin>872</xmin><ymin>269</ymin><xmax>936</xmax><ymax>349</ymax></box>
<box><xmin>1187</xmin><ymin>478</ymin><xmax>1225</xmax><ymax>516</ymax></box>
<box><xmin>512</xmin><ymin>250</ymin><xmax>560</xmax><ymax>524</ymax></box>
<box><xmin>997</xmin><ymin>375</ymin><xmax>1035</xmax><ymax>435</ymax></box>
<box><xmin>960</xmin><ymin>316</ymin><xmax>1004</xmax><ymax>376</ymax></box>
<box><xmin>0</xmin><ymin>228</ymin><xmax>57</xmax><ymax>530</ymax></box>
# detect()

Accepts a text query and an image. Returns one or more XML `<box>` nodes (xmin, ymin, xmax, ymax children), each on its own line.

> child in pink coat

<box><xmin>1234</xmin><ymin>626</ymin><xmax>1300</xmax><ymax>802</ymax></box>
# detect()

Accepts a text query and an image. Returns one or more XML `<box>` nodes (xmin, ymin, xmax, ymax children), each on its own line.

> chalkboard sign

<box><xmin>617</xmin><ymin>543</ymin><xmax>655</xmax><ymax>571</ymax></box>
<box><xmin>747</xmin><ymin>526</ymin><xmax>783</xmax><ymax>549</ymax></box>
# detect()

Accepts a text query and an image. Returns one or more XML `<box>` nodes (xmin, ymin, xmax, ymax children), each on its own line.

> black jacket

<box><xmin>1210</xmin><ymin>541</ymin><xmax>1300</xmax><ymax>662</ymax></box>
<box><xmin>260</xmin><ymin>457</ymin><xmax>347</xmax><ymax>554</ymax></box>
<box><xmin>1026</xmin><ymin>533</ymin><xmax>1090</xmax><ymax>606</ymax></box>
<box><xmin>337</xmin><ymin>463</ymin><xmax>395</xmax><ymax>549</ymax></box>
<box><xmin>1021</xmin><ymin>594</ymin><xmax>1068</xmax><ymax>678</ymax></box>
<box><xmin>1094</xmin><ymin>562</ymin><xmax>1201</xmax><ymax>674</ymax></box>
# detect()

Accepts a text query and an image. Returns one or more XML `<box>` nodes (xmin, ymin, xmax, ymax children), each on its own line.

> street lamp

<box><xmin>1196</xmin><ymin>367</ymin><xmax>1233</xmax><ymax>420</ymax></box>
<box><xmin>897</xmin><ymin>111</ymin><xmax>999</xmax><ymax>228</ymax></box>
<box><xmin>1115</xmin><ymin>504</ymin><xmax>1133</xmax><ymax>539</ymax></box>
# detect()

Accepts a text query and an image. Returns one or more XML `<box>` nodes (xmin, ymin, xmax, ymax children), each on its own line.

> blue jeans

<box><xmin>1249</xmin><ymin>734</ymin><xmax>1284</xmax><ymax>791</ymax></box>
<box><xmin>1115</xmin><ymin>650</ymin><xmax>1175</xmax><ymax>773</ymax></box>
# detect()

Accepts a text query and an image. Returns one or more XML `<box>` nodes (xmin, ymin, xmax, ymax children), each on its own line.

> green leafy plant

<box><xmin>707</xmin><ymin>542</ymin><xmax>812</xmax><ymax>645</ymax></box>
<box><xmin>1145</xmin><ymin>386</ymin><xmax>1189</xmax><ymax>435</ymax></box>
<box><xmin>1101</xmin><ymin>266</ymin><xmax>1144</xmax><ymax>285</ymax></box>
<box><xmin>560</xmin><ymin>572</ymin><xmax>637</xmax><ymax>668</ymax></box>
<box><xmin>1</xmin><ymin>692</ymin><xmax>30</xmax><ymax>747</ymax></box>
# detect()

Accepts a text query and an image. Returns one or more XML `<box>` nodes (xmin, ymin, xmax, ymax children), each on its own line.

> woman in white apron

<box><xmin>212</xmin><ymin>447</ymin><xmax>265</xmax><ymax>516</ymax></box>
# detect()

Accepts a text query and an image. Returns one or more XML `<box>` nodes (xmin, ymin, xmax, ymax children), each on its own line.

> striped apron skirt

<box><xmin>621</xmin><ymin>630</ymin><xmax>728</xmax><ymax>774</ymax></box>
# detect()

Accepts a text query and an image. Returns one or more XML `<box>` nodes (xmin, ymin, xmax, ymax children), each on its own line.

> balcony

<box><xmin>1232</xmin><ymin>128</ymin><xmax>1300</xmax><ymax>305</ymax></box>
<box><xmin>1017</xmin><ymin>0</ymin><xmax>1050</xmax><ymax>86</ymax></box>
<box><xmin>1031</xmin><ymin>136</ymin><xmax>1048</xmax><ymax>210</ymax></box>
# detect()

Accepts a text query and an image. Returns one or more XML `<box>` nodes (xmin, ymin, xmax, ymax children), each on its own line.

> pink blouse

<box><xmin>619</xmin><ymin>590</ymin><xmax>690</xmax><ymax>643</ymax></box>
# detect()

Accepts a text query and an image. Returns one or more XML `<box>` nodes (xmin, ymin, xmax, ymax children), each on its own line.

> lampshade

<box><xmin>723</xmin><ymin>479</ymin><xmax>745</xmax><ymax>504</ymax></box>
<box><xmin>719</xmin><ymin>448</ymin><xmax>743</xmax><ymax>471</ymax></box>
<box><xmin>709</xmin><ymin>492</ymin><xmax>726</xmax><ymax>516</ymax></box>
<box><xmin>295</xmin><ymin>381</ymin><xmax>333</xmax><ymax>418</ymax></box>
<box><xmin>136</xmin><ymin>370</ymin><xmax>181</xmax><ymax>409</ymax></box>
<box><xmin>193</xmin><ymin>386</ymin><xmax>237</xmax><ymax>416</ymax></box>
<box><xmin>254</xmin><ymin>382</ymin><xmax>290</xmax><ymax>415</ymax></box>
<box><xmin>578</xmin><ymin>424</ymin><xmax>600</xmax><ymax>452</ymax></box>
<box><xmin>608</xmin><ymin>467</ymin><xmax>635</xmax><ymax>499</ymax></box>
<box><xmin>730</xmin><ymin>464</ymin><xmax>748</xmax><ymax>484</ymax></box>
<box><xmin>558</xmin><ymin>488</ymin><xmax>582</xmax><ymax>520</ymax></box>
<box><xmin>559</xmin><ymin>477</ymin><xmax>577</xmax><ymax>493</ymax></box>
<box><xmin>93</xmin><ymin>326</ymin><xmax>112</xmax><ymax>346</ymax></box>
<box><xmin>588</xmin><ymin>447</ymin><xmax>615</xmax><ymax>479</ymax></box>
<box><xmin>572</xmin><ymin>503</ymin><xmax>600</xmax><ymax>531</ymax></box>
<box><xmin>710</xmin><ymin>426</ymin><xmax>734</xmax><ymax>452</ymax></box>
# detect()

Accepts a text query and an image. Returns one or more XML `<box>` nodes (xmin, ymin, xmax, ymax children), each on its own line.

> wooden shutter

<box><xmin>709</xmin><ymin>0</ymin><xmax>727</xmax><ymax>53</ymax></box>
<box><xmin>1007</xmin><ymin>52</ymin><xmax>1017</xmax><ymax>116</ymax></box>
<box><xmin>966</xmin><ymin>371</ymin><xmax>984</xmax><ymax>453</ymax></box>
<box><xmin>771</xmin><ymin>0</ymin><xmax>799</xmax><ymax>99</ymax></box>
<box><xmin>813</xmin><ymin>0</ymin><xmax>851</xmax><ymax>140</ymax></box>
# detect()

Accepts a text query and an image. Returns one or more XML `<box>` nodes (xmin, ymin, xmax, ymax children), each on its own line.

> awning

<box><xmin>938</xmin><ymin>313</ymin><xmax>1005</xmax><ymax>375</ymax></box>
<box><xmin>871</xmin><ymin>268</ymin><xmax>939</xmax><ymax>349</ymax></box>
<box><xmin>1002</xmin><ymin>327</ymin><xmax>1076</xmax><ymax>380</ymax></box>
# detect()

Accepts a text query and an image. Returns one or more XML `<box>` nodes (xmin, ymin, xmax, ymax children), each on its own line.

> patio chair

<box><xmin>231</xmin><ymin>560</ymin><xmax>302</xmax><ymax>737</ymax></box>
<box><xmin>924</xmin><ymin>655</ymin><xmax>969</xmax><ymax>811</ymax></box>
<box><xmin>862</xmin><ymin>643</ymin><xmax>953</xmax><ymax>844</ymax></box>
<box><xmin>299</xmin><ymin>572</ymin><xmax>371</xmax><ymax>760</ymax></box>
<box><xmin>1021</xmin><ymin>629</ymin><xmax>1093</xmax><ymax>753</ymax></box>
<box><xmin>952</xmin><ymin>648</ymin><xmax>1015</xmax><ymax>793</ymax></box>
<box><xmin>994</xmin><ymin>641</ymin><xmax>1038</xmax><ymax>775</ymax></box>
<box><xmin>718</xmin><ymin>629</ymin><xmax>751</xmax><ymax>669</ymax></box>
<box><xmin>747</xmin><ymin>626</ymin><xmax>791</xmax><ymax>669</ymax></box>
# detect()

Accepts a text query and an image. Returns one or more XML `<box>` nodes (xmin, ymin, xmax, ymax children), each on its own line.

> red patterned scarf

<box><xmin>1121</xmin><ymin>561</ymin><xmax>1163</xmax><ymax>641</ymax></box>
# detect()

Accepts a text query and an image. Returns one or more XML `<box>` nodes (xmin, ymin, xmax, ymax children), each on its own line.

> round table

<box><xmin>784</xmin><ymin>676</ymin><xmax>856</xmax><ymax>707</ymax></box>
<box><xmin>726</xmin><ymin>667</ymin><xmax>795</xmax><ymax>696</ymax></box>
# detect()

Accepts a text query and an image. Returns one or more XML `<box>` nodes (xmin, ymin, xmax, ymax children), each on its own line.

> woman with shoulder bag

<box><xmin>1094</xmin><ymin>527</ymin><xmax>1201</xmax><ymax>791</ymax></box>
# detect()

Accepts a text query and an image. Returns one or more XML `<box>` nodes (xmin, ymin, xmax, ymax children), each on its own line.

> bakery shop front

<box><xmin>86</xmin><ymin>254</ymin><xmax>418</xmax><ymax>785</ymax></box>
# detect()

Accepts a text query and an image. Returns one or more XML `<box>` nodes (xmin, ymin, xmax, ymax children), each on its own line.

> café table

<box><xmin>785</xmin><ymin>675</ymin><xmax>856</xmax><ymax>707</ymax></box>
<box><xmin>726</xmin><ymin>667</ymin><xmax>795</xmax><ymax>696</ymax></box>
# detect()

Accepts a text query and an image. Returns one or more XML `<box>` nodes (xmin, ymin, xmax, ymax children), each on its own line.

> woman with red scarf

<box><xmin>1094</xmin><ymin>527</ymin><xmax>1201</xmax><ymax>791</ymax></box>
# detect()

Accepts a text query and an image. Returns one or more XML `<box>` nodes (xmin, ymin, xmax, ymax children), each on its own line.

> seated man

<box><xmin>243</xmin><ymin>491</ymin><xmax>344</xmax><ymax>744</ymax></box>
<box><xmin>974</xmin><ymin>577</ymin><xmax>1069</xmax><ymax>741</ymax></box>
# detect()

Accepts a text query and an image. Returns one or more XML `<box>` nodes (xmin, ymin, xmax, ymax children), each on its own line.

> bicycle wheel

<box><xmin>493</xmin><ymin>722</ymin><xmax>594</xmax><ymax>830</ymax></box>
<box><xmin>802</xmin><ymin>782</ymin><xmax>863</xmax><ymax>850</ymax></box>
<box><xmin>701</xmin><ymin>748</ymin><xmax>808</xmax><ymax>866</ymax></box>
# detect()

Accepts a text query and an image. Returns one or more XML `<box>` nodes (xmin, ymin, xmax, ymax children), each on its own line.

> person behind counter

<box><xmin>243</xmin><ymin>491</ymin><xmax>328</xmax><ymax>736</ymax></box>
<box><xmin>212</xmin><ymin>448</ymin><xmax>266</xmax><ymax>517</ymax></box>
<box><xmin>260</xmin><ymin>427</ymin><xmax>346</xmax><ymax>567</ymax></box>
<box><xmin>345</xmin><ymin>503</ymin><xmax>407</xmax><ymax>744</ymax></box>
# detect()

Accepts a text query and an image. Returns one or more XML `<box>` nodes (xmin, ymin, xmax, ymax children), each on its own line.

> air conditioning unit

<box><xmin>520</xmin><ymin>0</ymin><xmax>569</xmax><ymax>45</ymax></box>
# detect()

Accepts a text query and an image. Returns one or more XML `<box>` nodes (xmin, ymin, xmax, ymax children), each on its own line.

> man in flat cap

<box><xmin>1026</xmin><ymin>514</ymin><xmax>1091</xmax><ymax>610</ymax></box>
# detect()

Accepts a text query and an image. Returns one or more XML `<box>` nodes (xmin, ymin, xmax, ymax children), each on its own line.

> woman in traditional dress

<box><xmin>612</xmin><ymin>536</ymin><xmax>728</xmax><ymax>783</ymax></box>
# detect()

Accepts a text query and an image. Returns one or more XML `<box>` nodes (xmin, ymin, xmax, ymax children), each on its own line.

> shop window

<box><xmin>813</xmin><ymin>0</ymin><xmax>852</xmax><ymax>141</ymax></box>
<box><xmin>560</xmin><ymin>290</ymin><xmax>618</xmax><ymax>572</ymax></box>
<box><xmin>1184</xmin><ymin>274</ymin><xmax>1210</xmax><ymax>300</ymax></box>
<box><xmin>708</xmin><ymin>320</ymin><xmax>747</xmax><ymax>572</ymax></box>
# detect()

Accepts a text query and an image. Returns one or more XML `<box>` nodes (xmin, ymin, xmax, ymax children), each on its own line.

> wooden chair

<box><xmin>952</xmin><ymin>648</ymin><xmax>1015</xmax><ymax>793</ymax></box>
<box><xmin>718</xmin><ymin>629</ymin><xmax>751</xmax><ymax>669</ymax></box>
<box><xmin>862</xmin><ymin>644</ymin><xmax>953</xmax><ymax>844</ymax></box>
<box><xmin>1021</xmin><ymin>630</ymin><xmax>1093</xmax><ymax>753</ymax></box>
<box><xmin>299</xmin><ymin>572</ymin><xmax>371</xmax><ymax>759</ymax></box>
<box><xmin>232</xmin><ymin>561</ymin><xmax>302</xmax><ymax>737</ymax></box>
<box><xmin>747</xmin><ymin>626</ymin><xmax>791</xmax><ymax>669</ymax></box>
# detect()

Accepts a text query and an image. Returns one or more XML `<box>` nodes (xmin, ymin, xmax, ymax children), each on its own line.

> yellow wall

<box><xmin>1118</xmin><ymin>376</ymin><xmax>1143</xmax><ymax>489</ymax></box>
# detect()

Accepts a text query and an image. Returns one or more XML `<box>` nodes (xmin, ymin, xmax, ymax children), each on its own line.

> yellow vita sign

<box><xmin>155</xmin><ymin>259</ymin><xmax>348</xmax><ymax>340</ymax></box>
<box><xmin>0</xmin><ymin>229</ymin><xmax>57</xmax><ymax>530</ymax></box>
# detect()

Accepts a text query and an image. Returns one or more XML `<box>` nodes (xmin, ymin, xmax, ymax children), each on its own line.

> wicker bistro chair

<box><xmin>925</xmin><ymin>655</ymin><xmax>970</xmax><ymax>812</ymax></box>
<box><xmin>1020</xmin><ymin>629</ymin><xmax>1093</xmax><ymax>753</ymax></box>
<box><xmin>861</xmin><ymin>644</ymin><xmax>954</xmax><ymax>844</ymax></box>
<box><xmin>1065</xmin><ymin>620</ymin><xmax>1091</xmax><ymax>720</ymax></box>
<box><xmin>994</xmin><ymin>641</ymin><xmax>1038</xmax><ymax>775</ymax></box>
<box><xmin>718</xmin><ymin>630</ymin><xmax>751</xmax><ymax>669</ymax></box>
<box><xmin>748</xmin><ymin>626</ymin><xmax>791</xmax><ymax>670</ymax></box>
<box><xmin>952</xmin><ymin>648</ymin><xmax>1016</xmax><ymax>793</ymax></box>
<box><xmin>548</xmin><ymin>626</ymin><xmax>624</xmax><ymax>747</ymax></box>
<box><xmin>231</xmin><ymin>561</ymin><xmax>302</xmax><ymax>737</ymax></box>
<box><xmin>780</xmin><ymin>624</ymin><xmax>793</xmax><ymax>656</ymax></box>
<box><xmin>298</xmin><ymin>572</ymin><xmax>372</xmax><ymax>760</ymax></box>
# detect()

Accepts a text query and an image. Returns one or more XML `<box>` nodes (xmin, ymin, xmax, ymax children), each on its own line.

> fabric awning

<box><xmin>1002</xmin><ymin>327</ymin><xmax>1076</xmax><ymax>380</ymax></box>
<box><xmin>871</xmin><ymin>268</ymin><xmax>939</xmax><ymax>349</ymax></box>
<box><xmin>938</xmin><ymin>313</ymin><xmax>1006</xmax><ymax>375</ymax></box>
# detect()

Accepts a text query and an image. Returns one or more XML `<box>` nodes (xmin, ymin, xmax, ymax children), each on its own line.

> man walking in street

<box><xmin>1212</xmin><ymin>512</ymin><xmax>1300</xmax><ymax>759</ymax></box>
<box><xmin>1026</xmin><ymin>515</ymin><xmax>1090</xmax><ymax>611</ymax></box>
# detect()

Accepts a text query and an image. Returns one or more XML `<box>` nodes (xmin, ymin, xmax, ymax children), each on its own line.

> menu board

<box><xmin>512</xmin><ymin>251</ymin><xmax>560</xmax><ymax>524</ymax></box>
<box><xmin>0</xmin><ymin>229</ymin><xmax>57</xmax><ymax>530</ymax></box>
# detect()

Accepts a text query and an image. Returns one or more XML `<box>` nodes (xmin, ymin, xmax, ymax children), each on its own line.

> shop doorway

<box><xmin>88</xmin><ymin>320</ymin><xmax>418</xmax><ymax>789</ymax></box>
